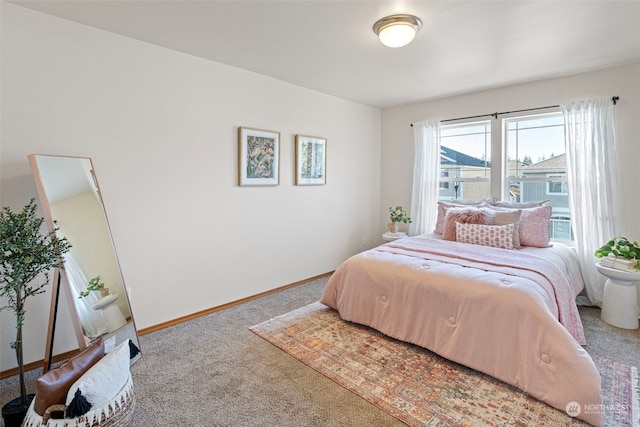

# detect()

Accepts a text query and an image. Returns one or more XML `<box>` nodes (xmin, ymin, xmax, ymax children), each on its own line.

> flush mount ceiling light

<box><xmin>373</xmin><ymin>14</ymin><xmax>422</xmax><ymax>48</ymax></box>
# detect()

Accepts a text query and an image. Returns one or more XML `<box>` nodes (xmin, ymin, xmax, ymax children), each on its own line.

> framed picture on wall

<box><xmin>295</xmin><ymin>135</ymin><xmax>327</xmax><ymax>186</ymax></box>
<box><xmin>238</xmin><ymin>127</ymin><xmax>280</xmax><ymax>186</ymax></box>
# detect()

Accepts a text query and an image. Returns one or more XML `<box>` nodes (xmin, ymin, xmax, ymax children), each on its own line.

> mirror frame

<box><xmin>28</xmin><ymin>154</ymin><xmax>140</xmax><ymax>371</ymax></box>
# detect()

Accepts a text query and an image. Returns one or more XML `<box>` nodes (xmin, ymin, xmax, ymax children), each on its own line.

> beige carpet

<box><xmin>251</xmin><ymin>301</ymin><xmax>639</xmax><ymax>427</ymax></box>
<box><xmin>1</xmin><ymin>277</ymin><xmax>639</xmax><ymax>426</ymax></box>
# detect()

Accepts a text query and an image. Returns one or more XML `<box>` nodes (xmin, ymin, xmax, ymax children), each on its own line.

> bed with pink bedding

<box><xmin>320</xmin><ymin>234</ymin><xmax>603</xmax><ymax>426</ymax></box>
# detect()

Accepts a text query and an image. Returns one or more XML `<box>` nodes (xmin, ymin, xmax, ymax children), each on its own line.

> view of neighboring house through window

<box><xmin>505</xmin><ymin>113</ymin><xmax>571</xmax><ymax>240</ymax></box>
<box><xmin>547</xmin><ymin>174</ymin><xmax>568</xmax><ymax>195</ymax></box>
<box><xmin>439</xmin><ymin>121</ymin><xmax>491</xmax><ymax>200</ymax></box>
<box><xmin>439</xmin><ymin>112</ymin><xmax>573</xmax><ymax>241</ymax></box>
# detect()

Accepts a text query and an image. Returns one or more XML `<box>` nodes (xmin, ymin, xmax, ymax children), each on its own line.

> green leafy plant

<box><xmin>389</xmin><ymin>206</ymin><xmax>412</xmax><ymax>224</ymax></box>
<box><xmin>246</xmin><ymin>136</ymin><xmax>276</xmax><ymax>179</ymax></box>
<box><xmin>0</xmin><ymin>199</ymin><xmax>71</xmax><ymax>405</ymax></box>
<box><xmin>595</xmin><ymin>237</ymin><xmax>640</xmax><ymax>268</ymax></box>
<box><xmin>79</xmin><ymin>275</ymin><xmax>106</xmax><ymax>298</ymax></box>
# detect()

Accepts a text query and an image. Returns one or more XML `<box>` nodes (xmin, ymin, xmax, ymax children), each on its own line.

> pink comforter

<box><xmin>320</xmin><ymin>236</ymin><xmax>603</xmax><ymax>426</ymax></box>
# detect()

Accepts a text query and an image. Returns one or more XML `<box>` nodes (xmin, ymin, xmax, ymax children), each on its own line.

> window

<box><xmin>550</xmin><ymin>214</ymin><xmax>573</xmax><ymax>240</ymax></box>
<box><xmin>439</xmin><ymin>121</ymin><xmax>491</xmax><ymax>201</ymax></box>
<box><xmin>505</xmin><ymin>113</ymin><xmax>571</xmax><ymax>240</ymax></box>
<box><xmin>437</xmin><ymin>112</ymin><xmax>573</xmax><ymax>241</ymax></box>
<box><xmin>440</xmin><ymin>170</ymin><xmax>449</xmax><ymax>190</ymax></box>
<box><xmin>547</xmin><ymin>174</ymin><xmax>568</xmax><ymax>195</ymax></box>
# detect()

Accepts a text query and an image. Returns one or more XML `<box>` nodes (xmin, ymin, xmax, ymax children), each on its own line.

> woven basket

<box><xmin>22</xmin><ymin>374</ymin><xmax>135</xmax><ymax>427</ymax></box>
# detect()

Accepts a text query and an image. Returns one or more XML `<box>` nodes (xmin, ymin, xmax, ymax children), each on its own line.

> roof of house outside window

<box><xmin>440</xmin><ymin>146</ymin><xmax>490</xmax><ymax>168</ymax></box>
<box><xmin>524</xmin><ymin>153</ymin><xmax>566</xmax><ymax>171</ymax></box>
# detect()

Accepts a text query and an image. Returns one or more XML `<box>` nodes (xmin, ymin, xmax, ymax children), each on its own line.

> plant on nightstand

<box><xmin>79</xmin><ymin>275</ymin><xmax>108</xmax><ymax>298</ymax></box>
<box><xmin>595</xmin><ymin>237</ymin><xmax>640</xmax><ymax>271</ymax></box>
<box><xmin>388</xmin><ymin>206</ymin><xmax>412</xmax><ymax>233</ymax></box>
<box><xmin>0</xmin><ymin>199</ymin><xmax>71</xmax><ymax>427</ymax></box>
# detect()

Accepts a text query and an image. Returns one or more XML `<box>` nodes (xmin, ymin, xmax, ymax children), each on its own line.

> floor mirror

<box><xmin>28</xmin><ymin>154</ymin><xmax>141</xmax><ymax>370</ymax></box>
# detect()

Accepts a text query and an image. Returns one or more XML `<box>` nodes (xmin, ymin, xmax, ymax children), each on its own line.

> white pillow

<box><xmin>65</xmin><ymin>339</ymin><xmax>131</xmax><ymax>408</ymax></box>
<box><xmin>493</xmin><ymin>200</ymin><xmax>548</xmax><ymax>208</ymax></box>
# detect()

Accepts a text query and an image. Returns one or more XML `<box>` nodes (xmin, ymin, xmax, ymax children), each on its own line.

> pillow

<box><xmin>65</xmin><ymin>339</ymin><xmax>131</xmax><ymax>414</ymax></box>
<box><xmin>435</xmin><ymin>201</ymin><xmax>488</xmax><ymax>235</ymax></box>
<box><xmin>456</xmin><ymin>222</ymin><xmax>515</xmax><ymax>250</ymax></box>
<box><xmin>34</xmin><ymin>338</ymin><xmax>105</xmax><ymax>415</ymax></box>
<box><xmin>442</xmin><ymin>207</ymin><xmax>489</xmax><ymax>241</ymax></box>
<box><xmin>487</xmin><ymin>209</ymin><xmax>522</xmax><ymax>248</ymax></box>
<box><xmin>493</xmin><ymin>200</ymin><xmax>548</xmax><ymax>208</ymax></box>
<box><xmin>485</xmin><ymin>204</ymin><xmax>552</xmax><ymax>247</ymax></box>
<box><xmin>518</xmin><ymin>205</ymin><xmax>553</xmax><ymax>247</ymax></box>
<box><xmin>447</xmin><ymin>197</ymin><xmax>496</xmax><ymax>206</ymax></box>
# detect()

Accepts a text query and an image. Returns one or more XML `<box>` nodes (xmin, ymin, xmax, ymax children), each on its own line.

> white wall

<box><xmin>0</xmin><ymin>3</ymin><xmax>382</xmax><ymax>372</ymax></box>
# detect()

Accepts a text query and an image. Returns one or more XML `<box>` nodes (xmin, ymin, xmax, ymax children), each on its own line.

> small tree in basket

<box><xmin>0</xmin><ymin>199</ymin><xmax>71</xmax><ymax>424</ymax></box>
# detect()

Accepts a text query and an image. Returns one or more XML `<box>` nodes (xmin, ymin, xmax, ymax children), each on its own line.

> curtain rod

<box><xmin>410</xmin><ymin>96</ymin><xmax>619</xmax><ymax>126</ymax></box>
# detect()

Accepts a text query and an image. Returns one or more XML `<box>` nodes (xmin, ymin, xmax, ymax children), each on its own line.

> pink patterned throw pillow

<box><xmin>442</xmin><ymin>207</ymin><xmax>489</xmax><ymax>241</ymax></box>
<box><xmin>456</xmin><ymin>222</ymin><xmax>515</xmax><ymax>250</ymax></box>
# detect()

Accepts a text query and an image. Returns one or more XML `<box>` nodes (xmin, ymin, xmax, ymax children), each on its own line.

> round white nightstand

<box><xmin>595</xmin><ymin>263</ymin><xmax>640</xmax><ymax>329</ymax></box>
<box><xmin>92</xmin><ymin>293</ymin><xmax>127</xmax><ymax>333</ymax></box>
<box><xmin>382</xmin><ymin>232</ymin><xmax>407</xmax><ymax>242</ymax></box>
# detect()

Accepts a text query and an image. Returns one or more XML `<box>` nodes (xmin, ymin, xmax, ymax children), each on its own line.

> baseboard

<box><xmin>0</xmin><ymin>349</ymin><xmax>79</xmax><ymax>380</ymax></box>
<box><xmin>138</xmin><ymin>271</ymin><xmax>333</xmax><ymax>335</ymax></box>
<box><xmin>0</xmin><ymin>272</ymin><xmax>332</xmax><ymax>380</ymax></box>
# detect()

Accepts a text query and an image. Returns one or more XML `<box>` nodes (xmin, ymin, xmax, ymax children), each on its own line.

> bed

<box><xmin>320</xmin><ymin>233</ymin><xmax>603</xmax><ymax>426</ymax></box>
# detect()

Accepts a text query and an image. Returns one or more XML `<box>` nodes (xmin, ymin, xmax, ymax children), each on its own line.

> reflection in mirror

<box><xmin>28</xmin><ymin>154</ymin><xmax>140</xmax><ymax>368</ymax></box>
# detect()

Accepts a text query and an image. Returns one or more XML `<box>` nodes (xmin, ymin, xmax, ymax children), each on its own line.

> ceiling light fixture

<box><xmin>373</xmin><ymin>14</ymin><xmax>422</xmax><ymax>48</ymax></box>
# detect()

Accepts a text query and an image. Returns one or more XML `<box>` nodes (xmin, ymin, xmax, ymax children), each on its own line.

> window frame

<box><xmin>438</xmin><ymin>119</ymin><xmax>492</xmax><ymax>201</ymax></box>
<box><xmin>436</xmin><ymin>109</ymin><xmax>573</xmax><ymax>242</ymax></box>
<box><xmin>546</xmin><ymin>173</ymin><xmax>568</xmax><ymax>196</ymax></box>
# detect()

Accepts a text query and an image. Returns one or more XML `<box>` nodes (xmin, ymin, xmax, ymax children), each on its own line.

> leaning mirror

<box><xmin>28</xmin><ymin>154</ymin><xmax>140</xmax><ymax>369</ymax></box>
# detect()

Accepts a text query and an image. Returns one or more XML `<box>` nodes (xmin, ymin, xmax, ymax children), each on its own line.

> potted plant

<box><xmin>0</xmin><ymin>199</ymin><xmax>71</xmax><ymax>427</ymax></box>
<box><xmin>388</xmin><ymin>205</ymin><xmax>412</xmax><ymax>233</ymax></box>
<box><xmin>78</xmin><ymin>275</ymin><xmax>108</xmax><ymax>298</ymax></box>
<box><xmin>594</xmin><ymin>237</ymin><xmax>639</xmax><ymax>271</ymax></box>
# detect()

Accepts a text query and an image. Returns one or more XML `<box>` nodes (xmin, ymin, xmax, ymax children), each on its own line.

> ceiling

<box><xmin>9</xmin><ymin>0</ymin><xmax>640</xmax><ymax>108</ymax></box>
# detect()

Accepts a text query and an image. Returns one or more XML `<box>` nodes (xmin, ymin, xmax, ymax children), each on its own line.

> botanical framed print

<box><xmin>238</xmin><ymin>127</ymin><xmax>280</xmax><ymax>186</ymax></box>
<box><xmin>295</xmin><ymin>135</ymin><xmax>326</xmax><ymax>185</ymax></box>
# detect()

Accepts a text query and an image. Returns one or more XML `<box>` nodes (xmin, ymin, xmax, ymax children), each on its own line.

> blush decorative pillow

<box><xmin>434</xmin><ymin>200</ymin><xmax>490</xmax><ymax>235</ymax></box>
<box><xmin>442</xmin><ymin>207</ymin><xmax>489</xmax><ymax>241</ymax></box>
<box><xmin>456</xmin><ymin>222</ymin><xmax>515</xmax><ymax>250</ymax></box>
<box><xmin>518</xmin><ymin>205</ymin><xmax>553</xmax><ymax>247</ymax></box>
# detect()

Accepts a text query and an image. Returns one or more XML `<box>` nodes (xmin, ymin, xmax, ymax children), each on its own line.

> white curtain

<box><xmin>561</xmin><ymin>97</ymin><xmax>620</xmax><ymax>306</ymax></box>
<box><xmin>409</xmin><ymin>120</ymin><xmax>441</xmax><ymax>236</ymax></box>
<box><xmin>64</xmin><ymin>250</ymin><xmax>108</xmax><ymax>338</ymax></box>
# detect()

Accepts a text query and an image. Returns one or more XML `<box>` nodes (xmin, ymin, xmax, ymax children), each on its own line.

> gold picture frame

<box><xmin>295</xmin><ymin>135</ymin><xmax>326</xmax><ymax>186</ymax></box>
<box><xmin>238</xmin><ymin>127</ymin><xmax>280</xmax><ymax>186</ymax></box>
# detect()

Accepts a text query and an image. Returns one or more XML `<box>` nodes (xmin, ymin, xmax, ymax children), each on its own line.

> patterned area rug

<box><xmin>250</xmin><ymin>302</ymin><xmax>639</xmax><ymax>427</ymax></box>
